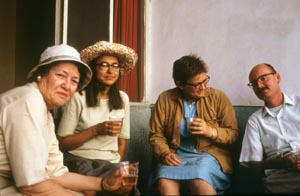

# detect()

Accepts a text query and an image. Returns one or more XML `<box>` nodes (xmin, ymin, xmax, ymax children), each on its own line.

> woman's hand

<box><xmin>162</xmin><ymin>152</ymin><xmax>181</xmax><ymax>166</ymax></box>
<box><xmin>101</xmin><ymin>169</ymin><xmax>123</xmax><ymax>191</ymax></box>
<box><xmin>101</xmin><ymin>169</ymin><xmax>134</xmax><ymax>195</ymax></box>
<box><xmin>188</xmin><ymin>118</ymin><xmax>215</xmax><ymax>138</ymax></box>
<box><xmin>94</xmin><ymin>121</ymin><xmax>123</xmax><ymax>136</ymax></box>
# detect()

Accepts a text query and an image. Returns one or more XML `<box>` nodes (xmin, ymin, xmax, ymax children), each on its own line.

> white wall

<box><xmin>145</xmin><ymin>0</ymin><xmax>300</xmax><ymax>106</ymax></box>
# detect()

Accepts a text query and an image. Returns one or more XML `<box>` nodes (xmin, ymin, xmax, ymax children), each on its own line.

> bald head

<box><xmin>248</xmin><ymin>63</ymin><xmax>282</xmax><ymax>107</ymax></box>
<box><xmin>249</xmin><ymin>63</ymin><xmax>277</xmax><ymax>83</ymax></box>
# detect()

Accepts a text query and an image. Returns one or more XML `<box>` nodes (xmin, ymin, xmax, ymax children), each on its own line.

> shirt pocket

<box><xmin>261</xmin><ymin>133</ymin><xmax>276</xmax><ymax>154</ymax></box>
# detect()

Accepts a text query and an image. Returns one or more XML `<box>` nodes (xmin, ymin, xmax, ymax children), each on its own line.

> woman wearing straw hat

<box><xmin>0</xmin><ymin>44</ymin><xmax>126</xmax><ymax>195</ymax></box>
<box><xmin>57</xmin><ymin>41</ymin><xmax>138</xmax><ymax>196</ymax></box>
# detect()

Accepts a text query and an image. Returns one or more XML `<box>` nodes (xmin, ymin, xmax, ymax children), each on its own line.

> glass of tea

<box><xmin>119</xmin><ymin>161</ymin><xmax>139</xmax><ymax>186</ymax></box>
<box><xmin>109</xmin><ymin>116</ymin><xmax>124</xmax><ymax>123</ymax></box>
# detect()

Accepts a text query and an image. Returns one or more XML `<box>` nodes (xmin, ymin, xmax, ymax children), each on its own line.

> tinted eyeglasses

<box><xmin>247</xmin><ymin>72</ymin><xmax>276</xmax><ymax>88</ymax></box>
<box><xmin>186</xmin><ymin>75</ymin><xmax>210</xmax><ymax>89</ymax></box>
<box><xmin>95</xmin><ymin>62</ymin><xmax>121</xmax><ymax>71</ymax></box>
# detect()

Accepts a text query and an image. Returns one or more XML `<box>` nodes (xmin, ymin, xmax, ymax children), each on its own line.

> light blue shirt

<box><xmin>240</xmin><ymin>93</ymin><xmax>300</xmax><ymax>162</ymax></box>
<box><xmin>179</xmin><ymin>100</ymin><xmax>197</xmax><ymax>151</ymax></box>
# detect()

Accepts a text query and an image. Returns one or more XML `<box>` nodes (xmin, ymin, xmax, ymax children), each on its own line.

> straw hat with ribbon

<box><xmin>80</xmin><ymin>41</ymin><xmax>138</xmax><ymax>74</ymax></box>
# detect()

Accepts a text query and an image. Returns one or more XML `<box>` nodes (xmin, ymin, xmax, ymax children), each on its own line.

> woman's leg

<box><xmin>189</xmin><ymin>179</ymin><xmax>217</xmax><ymax>195</ymax></box>
<box><xmin>158</xmin><ymin>178</ymin><xmax>180</xmax><ymax>195</ymax></box>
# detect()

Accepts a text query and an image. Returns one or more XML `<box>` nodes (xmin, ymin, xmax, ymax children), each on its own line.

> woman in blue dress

<box><xmin>149</xmin><ymin>54</ymin><xmax>239</xmax><ymax>195</ymax></box>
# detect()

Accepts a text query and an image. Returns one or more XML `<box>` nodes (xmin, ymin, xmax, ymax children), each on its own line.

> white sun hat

<box><xmin>27</xmin><ymin>44</ymin><xmax>92</xmax><ymax>90</ymax></box>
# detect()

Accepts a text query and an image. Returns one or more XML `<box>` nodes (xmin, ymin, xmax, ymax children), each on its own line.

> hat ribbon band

<box><xmin>40</xmin><ymin>55</ymin><xmax>80</xmax><ymax>64</ymax></box>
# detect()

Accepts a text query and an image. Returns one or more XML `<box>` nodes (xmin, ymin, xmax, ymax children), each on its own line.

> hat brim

<box><xmin>27</xmin><ymin>56</ymin><xmax>92</xmax><ymax>91</ymax></box>
<box><xmin>80</xmin><ymin>41</ymin><xmax>138</xmax><ymax>75</ymax></box>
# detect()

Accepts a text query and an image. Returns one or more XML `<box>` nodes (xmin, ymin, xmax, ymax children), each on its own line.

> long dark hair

<box><xmin>82</xmin><ymin>57</ymin><xmax>124</xmax><ymax>110</ymax></box>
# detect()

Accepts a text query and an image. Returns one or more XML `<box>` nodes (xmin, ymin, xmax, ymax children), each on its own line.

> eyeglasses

<box><xmin>247</xmin><ymin>72</ymin><xmax>275</xmax><ymax>88</ymax></box>
<box><xmin>95</xmin><ymin>62</ymin><xmax>121</xmax><ymax>71</ymax></box>
<box><xmin>186</xmin><ymin>75</ymin><xmax>210</xmax><ymax>89</ymax></box>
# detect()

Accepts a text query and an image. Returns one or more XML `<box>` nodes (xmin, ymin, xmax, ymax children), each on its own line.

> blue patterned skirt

<box><xmin>153</xmin><ymin>148</ymin><xmax>231</xmax><ymax>195</ymax></box>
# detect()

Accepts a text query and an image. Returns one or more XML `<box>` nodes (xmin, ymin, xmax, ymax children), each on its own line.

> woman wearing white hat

<box><xmin>56</xmin><ymin>41</ymin><xmax>138</xmax><ymax>196</ymax></box>
<box><xmin>0</xmin><ymin>44</ymin><xmax>126</xmax><ymax>196</ymax></box>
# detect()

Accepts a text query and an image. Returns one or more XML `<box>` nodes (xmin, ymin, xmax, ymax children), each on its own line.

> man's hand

<box><xmin>283</xmin><ymin>152</ymin><xmax>300</xmax><ymax>171</ymax></box>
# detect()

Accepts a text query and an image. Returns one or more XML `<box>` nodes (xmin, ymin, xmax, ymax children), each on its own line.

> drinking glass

<box><xmin>185</xmin><ymin>116</ymin><xmax>197</xmax><ymax>133</ymax></box>
<box><xmin>185</xmin><ymin>117</ymin><xmax>195</xmax><ymax>126</ymax></box>
<box><xmin>109</xmin><ymin>116</ymin><xmax>124</xmax><ymax>122</ymax></box>
<box><xmin>119</xmin><ymin>161</ymin><xmax>139</xmax><ymax>186</ymax></box>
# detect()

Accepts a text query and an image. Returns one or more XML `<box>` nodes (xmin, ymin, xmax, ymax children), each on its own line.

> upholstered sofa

<box><xmin>124</xmin><ymin>103</ymin><xmax>262</xmax><ymax>195</ymax></box>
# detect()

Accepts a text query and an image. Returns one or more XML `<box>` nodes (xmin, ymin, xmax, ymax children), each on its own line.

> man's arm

<box><xmin>241</xmin><ymin>152</ymin><xmax>300</xmax><ymax>171</ymax></box>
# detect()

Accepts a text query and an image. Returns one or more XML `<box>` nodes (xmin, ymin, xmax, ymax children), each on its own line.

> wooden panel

<box><xmin>15</xmin><ymin>0</ymin><xmax>55</xmax><ymax>86</ymax></box>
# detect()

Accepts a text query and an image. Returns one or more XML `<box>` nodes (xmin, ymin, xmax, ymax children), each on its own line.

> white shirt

<box><xmin>57</xmin><ymin>91</ymin><xmax>130</xmax><ymax>163</ymax></box>
<box><xmin>240</xmin><ymin>94</ymin><xmax>300</xmax><ymax>163</ymax></box>
<box><xmin>0</xmin><ymin>83</ymin><xmax>68</xmax><ymax>189</ymax></box>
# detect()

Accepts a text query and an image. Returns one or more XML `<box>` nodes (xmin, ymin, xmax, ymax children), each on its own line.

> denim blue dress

<box><xmin>153</xmin><ymin>101</ymin><xmax>231</xmax><ymax>195</ymax></box>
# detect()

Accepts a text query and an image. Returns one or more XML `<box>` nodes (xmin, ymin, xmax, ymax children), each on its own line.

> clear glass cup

<box><xmin>109</xmin><ymin>116</ymin><xmax>124</xmax><ymax>122</ymax></box>
<box><xmin>119</xmin><ymin>161</ymin><xmax>139</xmax><ymax>186</ymax></box>
<box><xmin>185</xmin><ymin>117</ymin><xmax>195</xmax><ymax>125</ymax></box>
<box><xmin>185</xmin><ymin>117</ymin><xmax>196</xmax><ymax>133</ymax></box>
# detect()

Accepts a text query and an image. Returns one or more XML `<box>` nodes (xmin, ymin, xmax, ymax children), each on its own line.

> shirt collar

<box><xmin>282</xmin><ymin>93</ymin><xmax>294</xmax><ymax>106</ymax></box>
<box><xmin>262</xmin><ymin>93</ymin><xmax>294</xmax><ymax>116</ymax></box>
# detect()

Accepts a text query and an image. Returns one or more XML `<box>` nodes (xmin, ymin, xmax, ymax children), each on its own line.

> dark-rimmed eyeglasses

<box><xmin>186</xmin><ymin>75</ymin><xmax>210</xmax><ymax>89</ymax></box>
<box><xmin>247</xmin><ymin>72</ymin><xmax>275</xmax><ymax>88</ymax></box>
<box><xmin>95</xmin><ymin>62</ymin><xmax>121</xmax><ymax>72</ymax></box>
